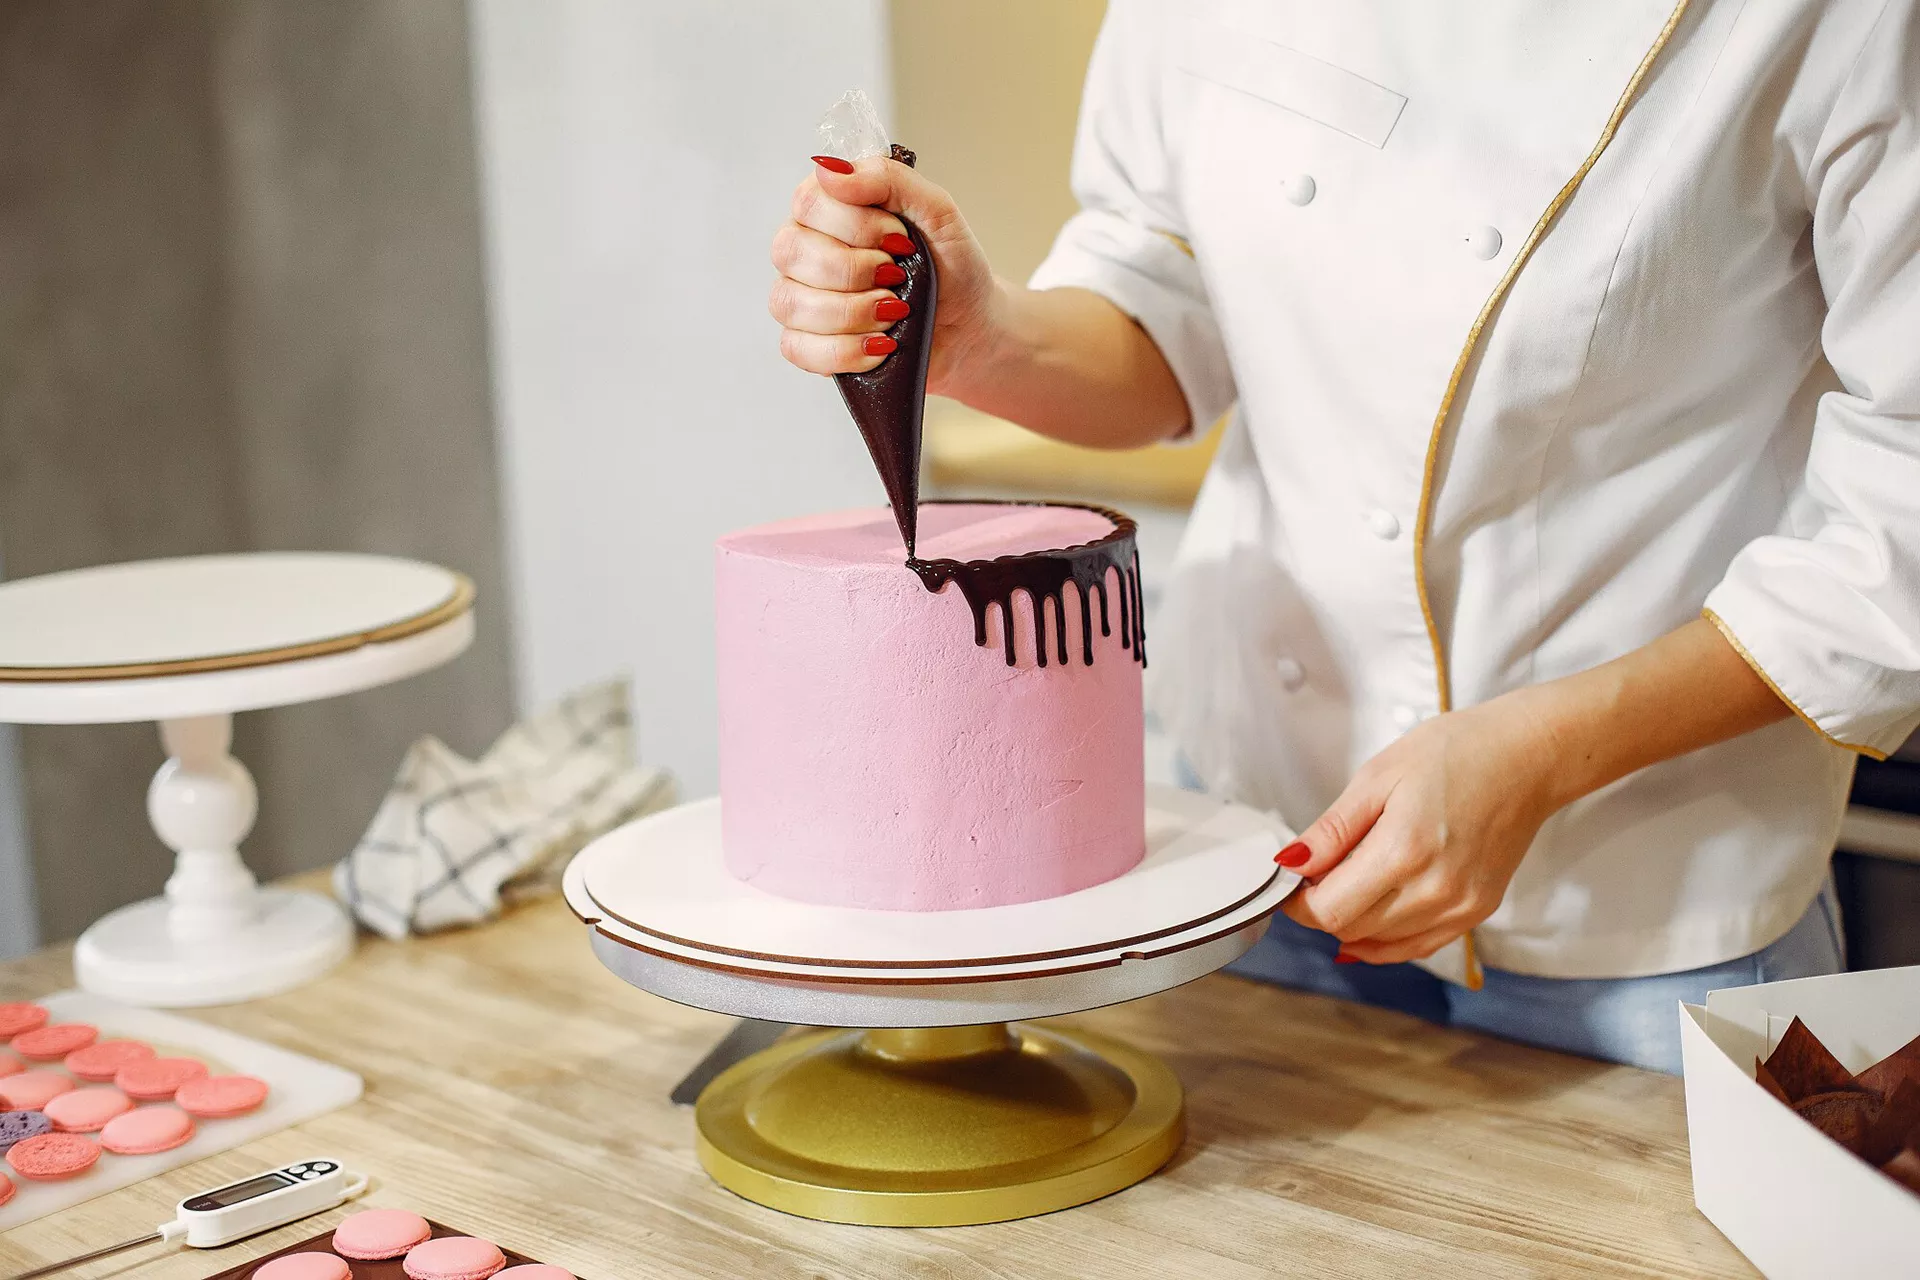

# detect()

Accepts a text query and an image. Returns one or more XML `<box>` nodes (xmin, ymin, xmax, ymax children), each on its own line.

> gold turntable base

<box><xmin>694</xmin><ymin>1022</ymin><xmax>1185</xmax><ymax>1227</ymax></box>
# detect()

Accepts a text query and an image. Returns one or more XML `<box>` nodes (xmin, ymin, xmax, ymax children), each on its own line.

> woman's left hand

<box><xmin>1277</xmin><ymin>689</ymin><xmax>1569</xmax><ymax>964</ymax></box>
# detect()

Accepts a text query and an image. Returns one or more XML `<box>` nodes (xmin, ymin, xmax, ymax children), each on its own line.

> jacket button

<box><xmin>1275</xmin><ymin>657</ymin><xmax>1306</xmax><ymax>690</ymax></box>
<box><xmin>1392</xmin><ymin>704</ymin><xmax>1422</xmax><ymax>731</ymax></box>
<box><xmin>1467</xmin><ymin>225</ymin><xmax>1504</xmax><ymax>259</ymax></box>
<box><xmin>1367</xmin><ymin>508</ymin><xmax>1401</xmax><ymax>540</ymax></box>
<box><xmin>1284</xmin><ymin>174</ymin><xmax>1317</xmax><ymax>206</ymax></box>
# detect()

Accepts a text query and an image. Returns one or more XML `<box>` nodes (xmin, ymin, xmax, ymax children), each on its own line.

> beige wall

<box><xmin>888</xmin><ymin>0</ymin><xmax>1106</xmax><ymax>283</ymax></box>
<box><xmin>0</xmin><ymin>1</ymin><xmax>515</xmax><ymax>944</ymax></box>
<box><xmin>887</xmin><ymin>3</ymin><xmax>1222</xmax><ymax>506</ymax></box>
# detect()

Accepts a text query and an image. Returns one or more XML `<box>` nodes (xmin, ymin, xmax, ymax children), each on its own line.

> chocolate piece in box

<box><xmin>1791</xmin><ymin>1090</ymin><xmax>1877</xmax><ymax>1154</ymax></box>
<box><xmin>1760</xmin><ymin>1015</ymin><xmax>1857</xmax><ymax>1100</ymax></box>
<box><xmin>1754</xmin><ymin>1015</ymin><xmax>1920</xmax><ymax>1199</ymax></box>
<box><xmin>1856</xmin><ymin>1031</ymin><xmax>1920</xmax><ymax>1100</ymax></box>
<box><xmin>1753</xmin><ymin>1059</ymin><xmax>1791</xmax><ymax>1106</ymax></box>
<box><xmin>1884</xmin><ymin>1144</ymin><xmax>1920</xmax><ymax>1194</ymax></box>
<box><xmin>1859</xmin><ymin>1078</ymin><xmax>1920</xmax><ymax>1166</ymax></box>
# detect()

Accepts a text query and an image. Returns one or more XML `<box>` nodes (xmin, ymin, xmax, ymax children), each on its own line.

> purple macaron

<box><xmin>0</xmin><ymin>1109</ymin><xmax>53</xmax><ymax>1153</ymax></box>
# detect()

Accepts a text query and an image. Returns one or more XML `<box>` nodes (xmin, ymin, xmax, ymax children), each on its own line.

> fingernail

<box><xmin>880</xmin><ymin>231</ymin><xmax>916</xmax><ymax>256</ymax></box>
<box><xmin>1333</xmin><ymin>951</ymin><xmax>1360</xmax><ymax>965</ymax></box>
<box><xmin>874</xmin><ymin>262</ymin><xmax>907</xmax><ymax>287</ymax></box>
<box><xmin>1275</xmin><ymin>842</ymin><xmax>1311</xmax><ymax>868</ymax></box>
<box><xmin>874</xmin><ymin>298</ymin><xmax>910</xmax><ymax>322</ymax></box>
<box><xmin>863</xmin><ymin>334</ymin><xmax>898</xmax><ymax>356</ymax></box>
<box><xmin>811</xmin><ymin>154</ymin><xmax>855</xmax><ymax>174</ymax></box>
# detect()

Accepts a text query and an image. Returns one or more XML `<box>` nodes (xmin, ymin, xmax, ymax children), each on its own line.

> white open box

<box><xmin>1680</xmin><ymin>965</ymin><xmax>1920</xmax><ymax>1277</ymax></box>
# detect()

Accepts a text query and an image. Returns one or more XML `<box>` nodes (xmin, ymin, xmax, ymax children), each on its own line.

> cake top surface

<box><xmin>718</xmin><ymin>503</ymin><xmax>1117</xmax><ymax>567</ymax></box>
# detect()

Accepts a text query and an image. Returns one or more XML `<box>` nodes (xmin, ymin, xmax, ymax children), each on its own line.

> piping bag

<box><xmin>820</xmin><ymin>91</ymin><xmax>936</xmax><ymax>557</ymax></box>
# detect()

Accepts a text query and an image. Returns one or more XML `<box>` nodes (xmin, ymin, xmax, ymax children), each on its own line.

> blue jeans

<box><xmin>1225</xmin><ymin>885</ymin><xmax>1845</xmax><ymax>1074</ymax></box>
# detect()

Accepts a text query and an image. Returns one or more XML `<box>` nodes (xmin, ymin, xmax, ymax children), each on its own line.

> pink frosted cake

<box><xmin>715</xmin><ymin>501</ymin><xmax>1146</xmax><ymax>911</ymax></box>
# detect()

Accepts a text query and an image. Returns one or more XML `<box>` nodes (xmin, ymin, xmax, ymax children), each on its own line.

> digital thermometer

<box><xmin>174</xmin><ymin>1158</ymin><xmax>368</xmax><ymax>1245</ymax></box>
<box><xmin>5</xmin><ymin>1159</ymin><xmax>368</xmax><ymax>1279</ymax></box>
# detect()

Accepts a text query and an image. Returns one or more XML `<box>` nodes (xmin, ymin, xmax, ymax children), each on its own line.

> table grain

<box><xmin>0</xmin><ymin>888</ymin><xmax>1754</xmax><ymax>1278</ymax></box>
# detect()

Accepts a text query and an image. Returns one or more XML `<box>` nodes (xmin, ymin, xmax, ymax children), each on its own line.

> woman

<box><xmin>767</xmin><ymin>0</ymin><xmax>1920</xmax><ymax>1072</ymax></box>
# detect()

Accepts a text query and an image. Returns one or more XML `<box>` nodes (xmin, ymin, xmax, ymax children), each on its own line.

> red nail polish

<box><xmin>874</xmin><ymin>262</ymin><xmax>907</xmax><ymax>287</ymax></box>
<box><xmin>874</xmin><ymin>298</ymin><xmax>910</xmax><ymax>322</ymax></box>
<box><xmin>811</xmin><ymin>154</ymin><xmax>855</xmax><ymax>175</ymax></box>
<box><xmin>1275</xmin><ymin>842</ymin><xmax>1311</xmax><ymax>868</ymax></box>
<box><xmin>880</xmin><ymin>232</ymin><xmax>916</xmax><ymax>256</ymax></box>
<box><xmin>1333</xmin><ymin>951</ymin><xmax>1359</xmax><ymax>965</ymax></box>
<box><xmin>863</xmin><ymin>334</ymin><xmax>897</xmax><ymax>356</ymax></box>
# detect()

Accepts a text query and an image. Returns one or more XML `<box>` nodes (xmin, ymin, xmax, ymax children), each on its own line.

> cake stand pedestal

<box><xmin>566</xmin><ymin>785</ymin><xmax>1295</xmax><ymax>1226</ymax></box>
<box><xmin>0</xmin><ymin>553</ymin><xmax>474</xmax><ymax>1007</ymax></box>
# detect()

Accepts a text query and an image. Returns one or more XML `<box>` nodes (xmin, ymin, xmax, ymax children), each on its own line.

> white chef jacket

<box><xmin>1030</xmin><ymin>0</ymin><xmax>1920</xmax><ymax>980</ymax></box>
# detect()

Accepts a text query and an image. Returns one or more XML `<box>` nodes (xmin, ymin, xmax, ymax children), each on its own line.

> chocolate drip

<box><xmin>909</xmin><ymin>500</ymin><xmax>1147</xmax><ymax>669</ymax></box>
<box><xmin>832</xmin><ymin>143</ymin><xmax>935</xmax><ymax>556</ymax></box>
<box><xmin>823</xmin><ymin>148</ymin><xmax>1144</xmax><ymax>669</ymax></box>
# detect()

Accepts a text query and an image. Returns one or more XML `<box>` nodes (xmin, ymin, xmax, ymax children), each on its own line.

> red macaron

<box><xmin>64</xmin><ymin>1038</ymin><xmax>156</xmax><ymax>1082</ymax></box>
<box><xmin>174</xmin><ymin>1074</ymin><xmax>269</xmax><ymax>1119</ymax></box>
<box><xmin>12</xmin><ymin>1023</ymin><xmax>97</xmax><ymax>1061</ymax></box>
<box><xmin>6</xmin><ymin>1131</ymin><xmax>100</xmax><ymax>1181</ymax></box>
<box><xmin>115</xmin><ymin>1056</ymin><xmax>208</xmax><ymax>1101</ymax></box>
<box><xmin>0</xmin><ymin>1003</ymin><xmax>47</xmax><ymax>1040</ymax></box>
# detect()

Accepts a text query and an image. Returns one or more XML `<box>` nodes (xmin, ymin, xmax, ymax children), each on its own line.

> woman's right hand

<box><xmin>770</xmin><ymin>155</ymin><xmax>1000</xmax><ymax>396</ymax></box>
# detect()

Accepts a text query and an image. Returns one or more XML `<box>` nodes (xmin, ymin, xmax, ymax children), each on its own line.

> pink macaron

<box><xmin>175</xmin><ymin>1074</ymin><xmax>270</xmax><ymax>1118</ymax></box>
<box><xmin>0</xmin><ymin>1070</ymin><xmax>75</xmax><ymax>1111</ymax></box>
<box><xmin>65</xmin><ymin>1038</ymin><xmax>156</xmax><ymax>1082</ymax></box>
<box><xmin>0</xmin><ymin>1170</ymin><xmax>13</xmax><ymax>1207</ymax></box>
<box><xmin>403</xmin><ymin>1236</ymin><xmax>507</xmax><ymax>1280</ymax></box>
<box><xmin>12</xmin><ymin>1022</ymin><xmax>97</xmax><ymax>1061</ymax></box>
<box><xmin>497</xmin><ymin>1268</ymin><xmax>575</xmax><ymax>1279</ymax></box>
<box><xmin>254</xmin><ymin>1253</ymin><xmax>353</xmax><ymax>1280</ymax></box>
<box><xmin>99</xmin><ymin>1104</ymin><xmax>195</xmax><ymax>1155</ymax></box>
<box><xmin>0</xmin><ymin>1051</ymin><xmax>22</xmax><ymax>1079</ymax></box>
<box><xmin>116</xmin><ymin>1056</ymin><xmax>208</xmax><ymax>1101</ymax></box>
<box><xmin>0</xmin><ymin>1003</ymin><xmax>47</xmax><ymax>1040</ymax></box>
<box><xmin>332</xmin><ymin>1207</ymin><xmax>434</xmax><ymax>1260</ymax></box>
<box><xmin>43</xmin><ymin>1085</ymin><xmax>134</xmax><ymax>1133</ymax></box>
<box><xmin>6</xmin><ymin>1131</ymin><xmax>100</xmax><ymax>1181</ymax></box>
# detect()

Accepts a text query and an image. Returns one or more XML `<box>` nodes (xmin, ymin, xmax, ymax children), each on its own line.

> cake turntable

<box><xmin>564</xmin><ymin>784</ymin><xmax>1297</xmax><ymax>1227</ymax></box>
<box><xmin>577</xmin><ymin>117</ymin><xmax>1294</xmax><ymax>1227</ymax></box>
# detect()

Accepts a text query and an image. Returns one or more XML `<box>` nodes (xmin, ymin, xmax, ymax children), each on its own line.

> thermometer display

<box><xmin>185</xmin><ymin>1170</ymin><xmax>299</xmax><ymax>1211</ymax></box>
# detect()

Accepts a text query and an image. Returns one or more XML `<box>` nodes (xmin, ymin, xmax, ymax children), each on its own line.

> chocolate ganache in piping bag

<box><xmin>834</xmin><ymin>143</ymin><xmax>934</xmax><ymax>555</ymax></box>
<box><xmin>832</xmin><ymin>144</ymin><xmax>1144</xmax><ymax>670</ymax></box>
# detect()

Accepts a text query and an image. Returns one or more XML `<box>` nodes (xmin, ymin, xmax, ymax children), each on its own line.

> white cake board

<box><xmin>0</xmin><ymin>553</ymin><xmax>474</xmax><ymax>1008</ymax></box>
<box><xmin>578</xmin><ymin>787</ymin><xmax>1278</xmax><ymax>968</ymax></box>
<box><xmin>567</xmin><ymin>785</ymin><xmax>1299</xmax><ymax>1027</ymax></box>
<box><xmin>0</xmin><ymin>991</ymin><xmax>364</xmax><ymax>1231</ymax></box>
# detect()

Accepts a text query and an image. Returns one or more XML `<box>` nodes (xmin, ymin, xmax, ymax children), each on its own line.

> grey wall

<box><xmin>0</xmin><ymin>0</ymin><xmax>515</xmax><ymax>946</ymax></box>
<box><xmin>472</xmin><ymin>0</ymin><xmax>891</xmax><ymax>798</ymax></box>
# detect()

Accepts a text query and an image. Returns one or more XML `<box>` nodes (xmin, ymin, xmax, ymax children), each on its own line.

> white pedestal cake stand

<box><xmin>0</xmin><ymin>553</ymin><xmax>474</xmax><ymax>1007</ymax></box>
<box><xmin>566</xmin><ymin>784</ymin><xmax>1297</xmax><ymax>1226</ymax></box>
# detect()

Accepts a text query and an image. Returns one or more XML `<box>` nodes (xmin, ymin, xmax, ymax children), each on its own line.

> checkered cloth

<box><xmin>333</xmin><ymin>678</ymin><xmax>676</xmax><ymax>939</ymax></box>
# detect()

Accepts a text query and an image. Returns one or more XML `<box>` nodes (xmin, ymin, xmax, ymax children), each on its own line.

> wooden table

<box><xmin>0</xmin><ymin>887</ymin><xmax>1754</xmax><ymax>1279</ymax></box>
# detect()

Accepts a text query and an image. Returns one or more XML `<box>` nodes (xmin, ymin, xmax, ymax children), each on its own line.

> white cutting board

<box><xmin>0</xmin><ymin>991</ymin><xmax>362</xmax><ymax>1231</ymax></box>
